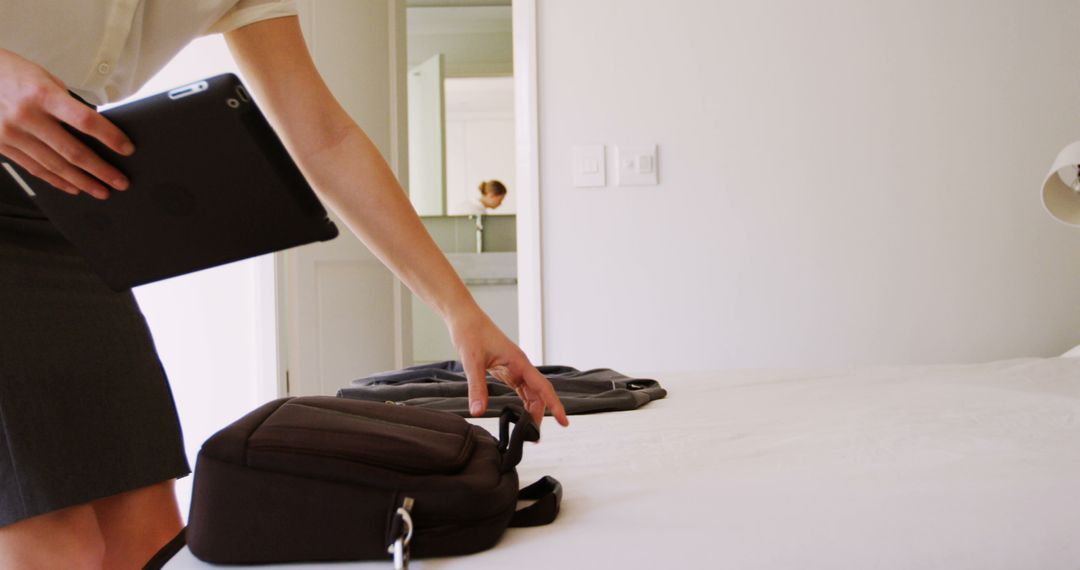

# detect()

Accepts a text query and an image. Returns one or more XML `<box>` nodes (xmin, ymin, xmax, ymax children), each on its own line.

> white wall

<box><xmin>537</xmin><ymin>0</ymin><xmax>1080</xmax><ymax>371</ymax></box>
<box><xmin>445</xmin><ymin>77</ymin><xmax>518</xmax><ymax>215</ymax></box>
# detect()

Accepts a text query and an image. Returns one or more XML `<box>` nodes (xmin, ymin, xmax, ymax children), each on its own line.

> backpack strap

<box><xmin>142</xmin><ymin>527</ymin><xmax>187</xmax><ymax>570</ymax></box>
<box><xmin>509</xmin><ymin>476</ymin><xmax>563</xmax><ymax>528</ymax></box>
<box><xmin>497</xmin><ymin>405</ymin><xmax>539</xmax><ymax>473</ymax></box>
<box><xmin>495</xmin><ymin>407</ymin><xmax>562</xmax><ymax>527</ymax></box>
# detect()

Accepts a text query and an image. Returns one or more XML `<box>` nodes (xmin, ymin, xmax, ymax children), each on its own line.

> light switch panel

<box><xmin>616</xmin><ymin>144</ymin><xmax>659</xmax><ymax>186</ymax></box>
<box><xmin>573</xmin><ymin>144</ymin><xmax>606</xmax><ymax>187</ymax></box>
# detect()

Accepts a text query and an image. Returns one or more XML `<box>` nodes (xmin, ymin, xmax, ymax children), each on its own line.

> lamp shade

<box><xmin>1042</xmin><ymin>141</ymin><xmax>1080</xmax><ymax>226</ymax></box>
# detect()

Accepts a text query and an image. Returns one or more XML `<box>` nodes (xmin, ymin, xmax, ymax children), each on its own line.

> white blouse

<box><xmin>0</xmin><ymin>0</ymin><xmax>297</xmax><ymax>105</ymax></box>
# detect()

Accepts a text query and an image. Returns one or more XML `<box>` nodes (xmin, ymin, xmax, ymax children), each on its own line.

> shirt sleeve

<box><xmin>206</xmin><ymin>0</ymin><xmax>298</xmax><ymax>34</ymax></box>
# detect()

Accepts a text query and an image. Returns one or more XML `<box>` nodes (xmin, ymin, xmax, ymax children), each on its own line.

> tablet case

<box><xmin>0</xmin><ymin>74</ymin><xmax>338</xmax><ymax>290</ymax></box>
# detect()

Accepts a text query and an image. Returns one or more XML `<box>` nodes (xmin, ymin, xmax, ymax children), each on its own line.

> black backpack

<box><xmin>185</xmin><ymin>396</ymin><xmax>561</xmax><ymax>567</ymax></box>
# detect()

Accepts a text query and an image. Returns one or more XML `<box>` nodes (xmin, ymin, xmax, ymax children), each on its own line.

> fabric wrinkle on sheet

<box><xmin>338</xmin><ymin>361</ymin><xmax>667</xmax><ymax>417</ymax></box>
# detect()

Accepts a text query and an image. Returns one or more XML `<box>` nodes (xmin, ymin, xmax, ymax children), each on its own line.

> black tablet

<box><xmin>0</xmin><ymin>73</ymin><xmax>338</xmax><ymax>290</ymax></box>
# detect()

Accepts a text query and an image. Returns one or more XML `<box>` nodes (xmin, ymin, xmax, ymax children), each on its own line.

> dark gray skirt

<box><xmin>0</xmin><ymin>186</ymin><xmax>189</xmax><ymax>527</ymax></box>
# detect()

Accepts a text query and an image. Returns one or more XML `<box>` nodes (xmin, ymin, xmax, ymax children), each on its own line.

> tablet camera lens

<box><xmin>226</xmin><ymin>98</ymin><xmax>240</xmax><ymax>109</ymax></box>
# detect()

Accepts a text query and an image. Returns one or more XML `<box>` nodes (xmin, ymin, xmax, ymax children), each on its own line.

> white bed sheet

<box><xmin>166</xmin><ymin>357</ymin><xmax>1080</xmax><ymax>569</ymax></box>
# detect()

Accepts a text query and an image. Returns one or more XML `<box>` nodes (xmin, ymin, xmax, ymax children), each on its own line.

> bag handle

<box><xmin>497</xmin><ymin>405</ymin><xmax>540</xmax><ymax>473</ymax></box>
<box><xmin>142</xmin><ymin>527</ymin><xmax>187</xmax><ymax>569</ymax></box>
<box><xmin>509</xmin><ymin>476</ymin><xmax>563</xmax><ymax>528</ymax></box>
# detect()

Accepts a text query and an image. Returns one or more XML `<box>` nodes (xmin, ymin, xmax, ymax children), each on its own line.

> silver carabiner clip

<box><xmin>388</xmin><ymin>497</ymin><xmax>415</xmax><ymax>570</ymax></box>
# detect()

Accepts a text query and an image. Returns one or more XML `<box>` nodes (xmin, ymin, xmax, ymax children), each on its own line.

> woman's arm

<box><xmin>224</xmin><ymin>16</ymin><xmax>568</xmax><ymax>427</ymax></box>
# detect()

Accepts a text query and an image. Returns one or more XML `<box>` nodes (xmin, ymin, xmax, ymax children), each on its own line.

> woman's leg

<box><xmin>0</xmin><ymin>503</ymin><xmax>105</xmax><ymax>569</ymax></box>
<box><xmin>90</xmin><ymin>479</ymin><xmax>183</xmax><ymax>569</ymax></box>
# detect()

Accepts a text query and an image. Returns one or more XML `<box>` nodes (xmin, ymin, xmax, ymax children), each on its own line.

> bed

<box><xmin>165</xmin><ymin>357</ymin><xmax>1080</xmax><ymax>569</ymax></box>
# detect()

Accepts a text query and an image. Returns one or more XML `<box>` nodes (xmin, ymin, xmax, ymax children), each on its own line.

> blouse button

<box><xmin>97</xmin><ymin>62</ymin><xmax>111</xmax><ymax>75</ymax></box>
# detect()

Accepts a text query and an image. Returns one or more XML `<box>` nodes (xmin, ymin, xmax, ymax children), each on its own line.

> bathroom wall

<box><xmin>422</xmin><ymin>215</ymin><xmax>516</xmax><ymax>253</ymax></box>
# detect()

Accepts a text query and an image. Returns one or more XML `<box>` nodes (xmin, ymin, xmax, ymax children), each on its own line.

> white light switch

<box><xmin>638</xmin><ymin>155</ymin><xmax>654</xmax><ymax>174</ymax></box>
<box><xmin>616</xmin><ymin>144</ymin><xmax>659</xmax><ymax>186</ymax></box>
<box><xmin>573</xmin><ymin>144</ymin><xmax>606</xmax><ymax>187</ymax></box>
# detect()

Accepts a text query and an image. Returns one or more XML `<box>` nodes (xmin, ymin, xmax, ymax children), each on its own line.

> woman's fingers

<box><xmin>448</xmin><ymin>312</ymin><xmax>568</xmax><ymax>427</ymax></box>
<box><xmin>0</xmin><ymin>50</ymin><xmax>132</xmax><ymax>199</ymax></box>
<box><xmin>13</xmin><ymin>131</ymin><xmax>110</xmax><ymax>199</ymax></box>
<box><xmin>522</xmin><ymin>365</ymin><xmax>569</xmax><ymax>427</ymax></box>
<box><xmin>0</xmin><ymin>144</ymin><xmax>78</xmax><ymax>195</ymax></box>
<box><xmin>462</xmin><ymin>355</ymin><xmax>490</xmax><ymax>417</ymax></box>
<box><xmin>513</xmin><ymin>384</ymin><xmax>532</xmax><ymax>409</ymax></box>
<box><xmin>495</xmin><ymin>357</ymin><xmax>569</xmax><ymax>427</ymax></box>
<box><xmin>44</xmin><ymin>91</ymin><xmax>134</xmax><ymax>157</ymax></box>
<box><xmin>525</xmin><ymin>396</ymin><xmax>545</xmax><ymax>425</ymax></box>
<box><xmin>31</xmin><ymin>115</ymin><xmax>129</xmax><ymax>191</ymax></box>
<box><xmin>493</xmin><ymin>366</ymin><xmax>541</xmax><ymax>421</ymax></box>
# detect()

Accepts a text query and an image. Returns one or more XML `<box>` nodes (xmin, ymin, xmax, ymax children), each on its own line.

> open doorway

<box><xmin>273</xmin><ymin>0</ymin><xmax>543</xmax><ymax>402</ymax></box>
<box><xmin>405</xmin><ymin>1</ymin><xmax>522</xmax><ymax>364</ymax></box>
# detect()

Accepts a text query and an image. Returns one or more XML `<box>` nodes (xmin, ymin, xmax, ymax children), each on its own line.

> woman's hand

<box><xmin>449</xmin><ymin>309</ymin><xmax>569</xmax><ymax>428</ymax></box>
<box><xmin>224</xmin><ymin>18</ymin><xmax>570</xmax><ymax>429</ymax></box>
<box><xmin>0</xmin><ymin>48</ymin><xmax>133</xmax><ymax>200</ymax></box>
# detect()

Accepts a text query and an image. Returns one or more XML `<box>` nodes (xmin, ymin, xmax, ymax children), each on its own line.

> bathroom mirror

<box><xmin>406</xmin><ymin>1</ymin><xmax>519</xmax><ymax>366</ymax></box>
<box><xmin>407</xmin><ymin>3</ymin><xmax>516</xmax><ymax>217</ymax></box>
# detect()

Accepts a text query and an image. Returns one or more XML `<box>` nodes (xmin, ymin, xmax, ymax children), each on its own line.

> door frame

<box><xmin>268</xmin><ymin>0</ymin><xmax>544</xmax><ymax>397</ymax></box>
<box><xmin>268</xmin><ymin>0</ymin><xmax>411</xmax><ymax>398</ymax></box>
<box><xmin>399</xmin><ymin>0</ymin><xmax>546</xmax><ymax>363</ymax></box>
<box><xmin>512</xmin><ymin>0</ymin><xmax>544</xmax><ymax>364</ymax></box>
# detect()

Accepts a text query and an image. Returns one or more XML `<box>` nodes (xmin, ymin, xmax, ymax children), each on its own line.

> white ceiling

<box><xmin>407</xmin><ymin>0</ymin><xmax>509</xmax><ymax>7</ymax></box>
<box><xmin>407</xmin><ymin>6</ymin><xmax>512</xmax><ymax>36</ymax></box>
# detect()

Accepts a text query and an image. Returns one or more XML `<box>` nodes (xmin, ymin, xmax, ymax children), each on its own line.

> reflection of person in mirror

<box><xmin>463</xmin><ymin>180</ymin><xmax>507</xmax><ymax>214</ymax></box>
<box><xmin>478</xmin><ymin>180</ymin><xmax>507</xmax><ymax>210</ymax></box>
